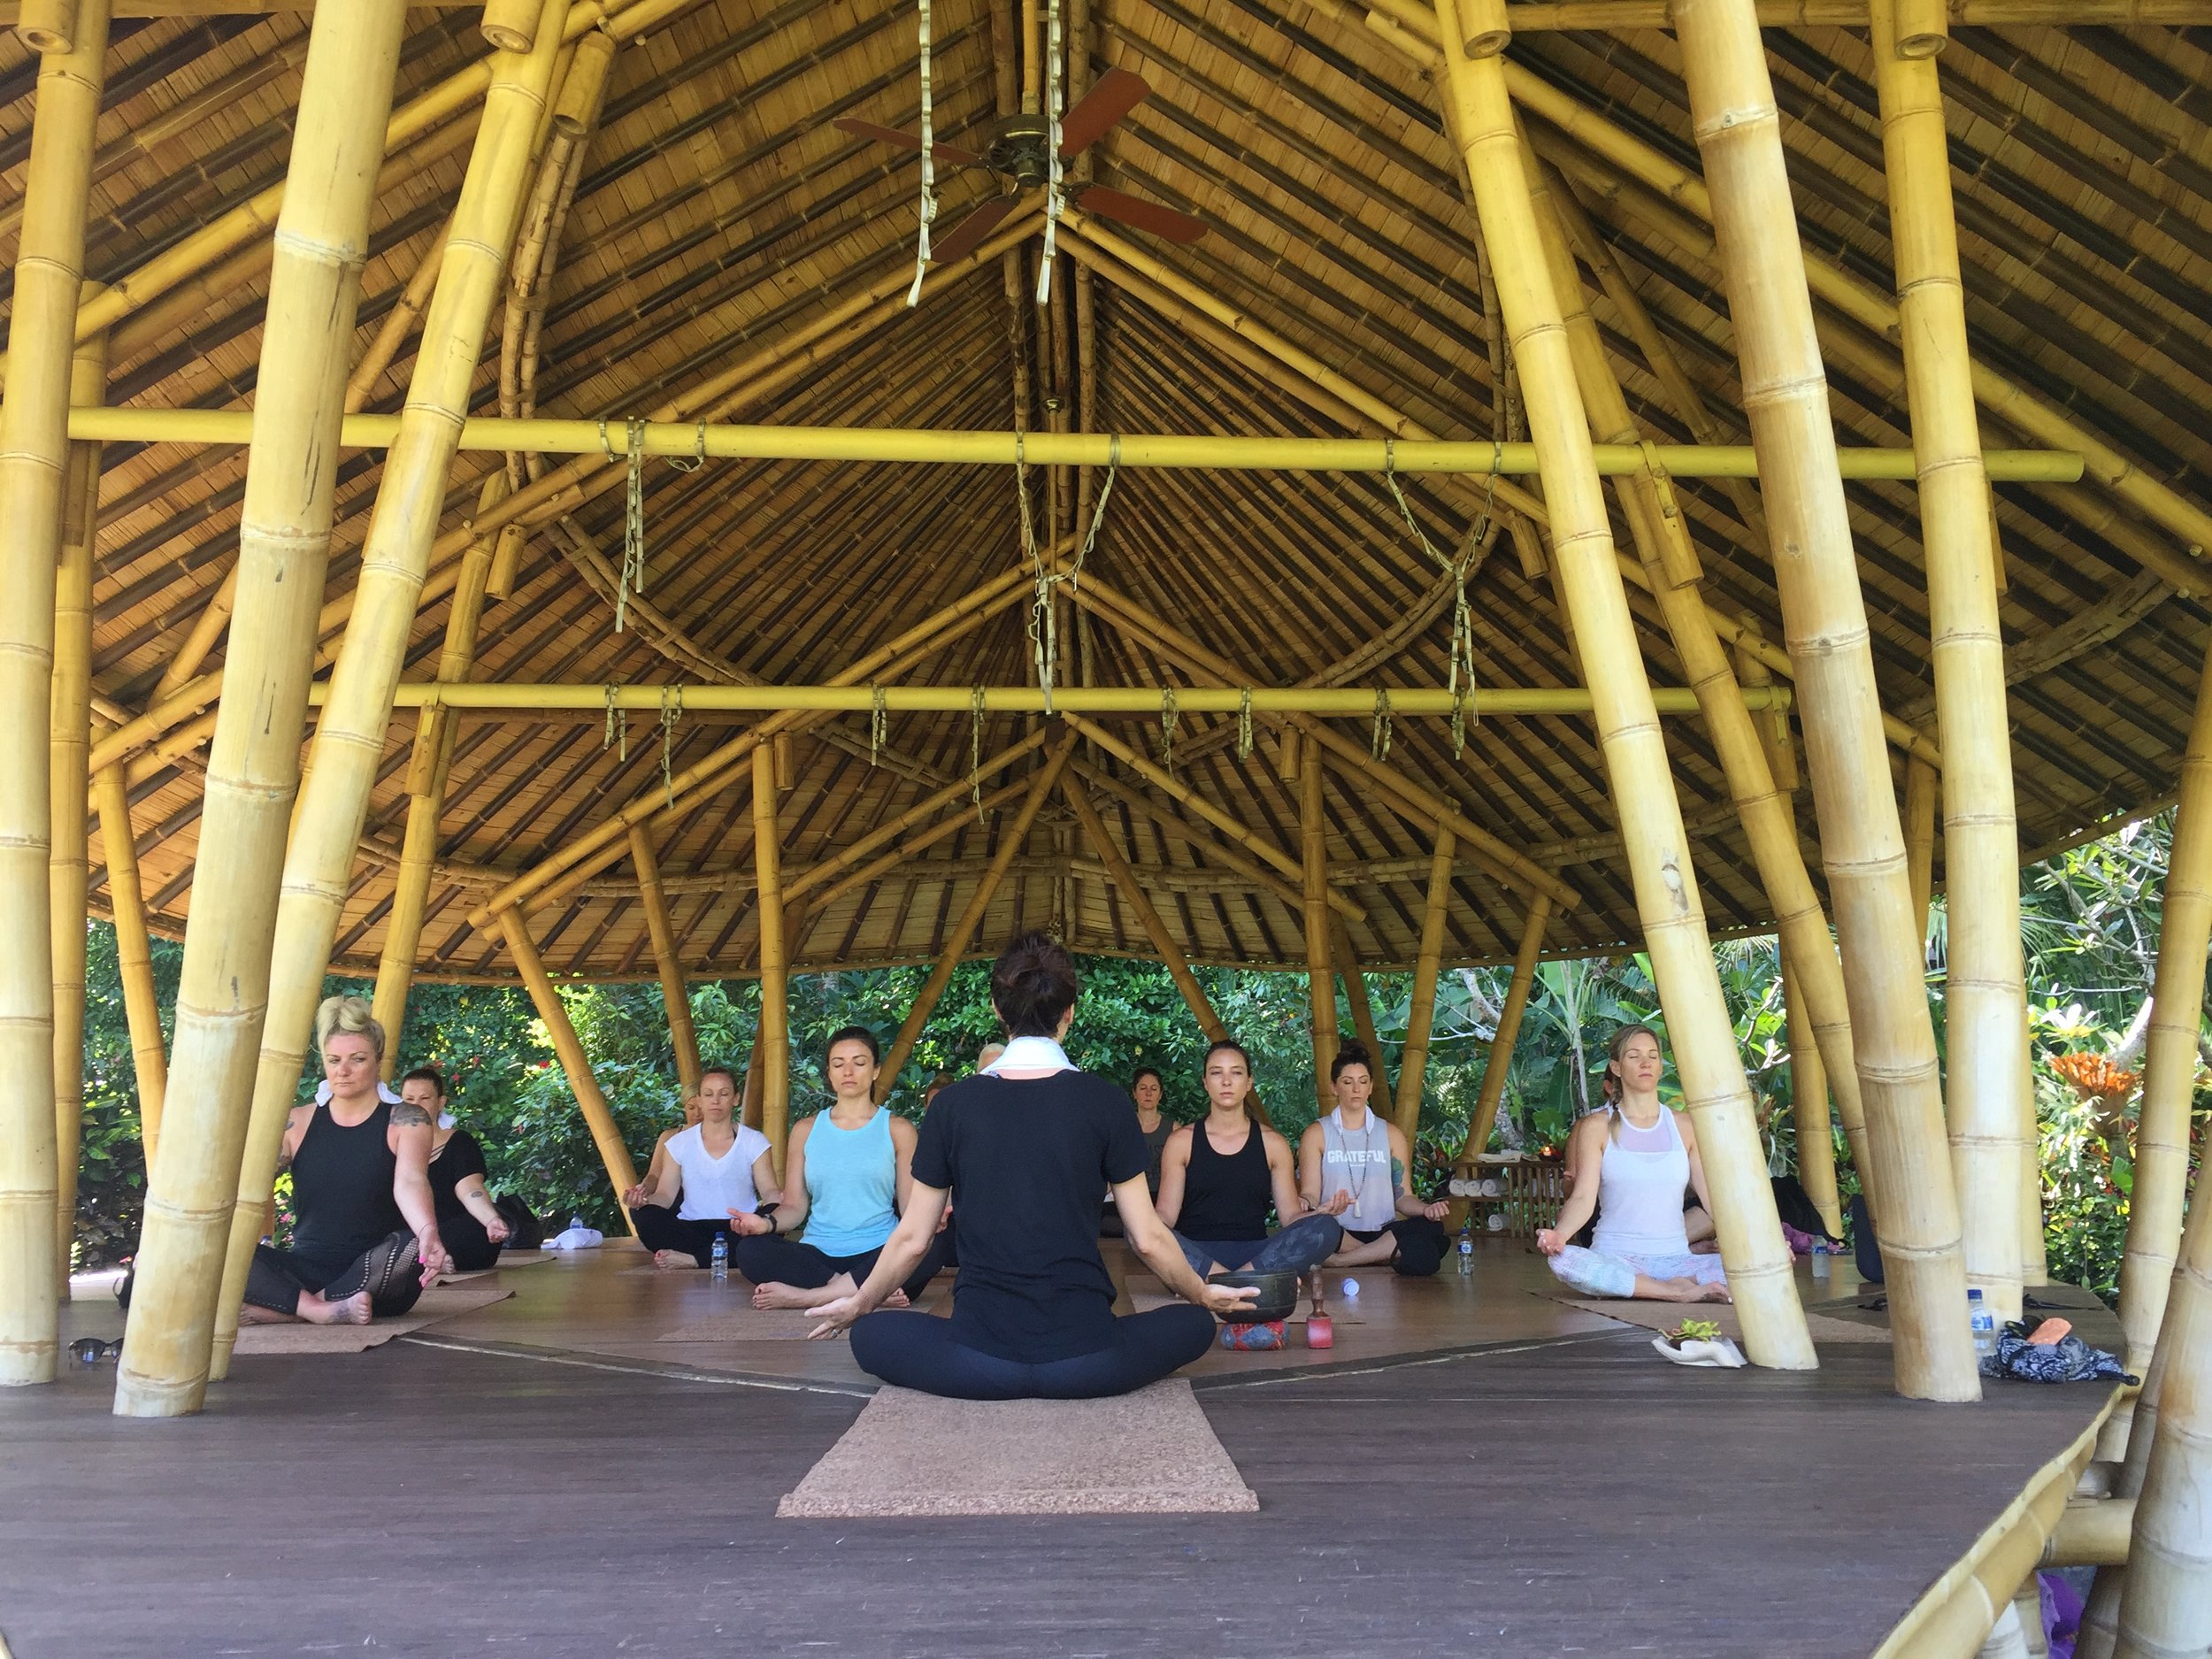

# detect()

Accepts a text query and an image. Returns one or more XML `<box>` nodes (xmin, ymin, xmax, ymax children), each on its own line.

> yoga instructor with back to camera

<box><xmin>803</xmin><ymin>931</ymin><xmax>1258</xmax><ymax>1398</ymax></box>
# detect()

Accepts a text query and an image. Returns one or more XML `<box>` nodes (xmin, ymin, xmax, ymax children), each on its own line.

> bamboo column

<box><xmin>1872</xmin><ymin>0</ymin><xmax>2026</xmax><ymax>1321</ymax></box>
<box><xmin>197</xmin><ymin>4</ymin><xmax>571</xmax><ymax>1394</ymax></box>
<box><xmin>751</xmin><ymin>743</ymin><xmax>791</xmax><ymax>1171</ymax></box>
<box><xmin>498</xmin><ymin>906</ymin><xmax>640</xmax><ymax>1227</ymax></box>
<box><xmin>368</xmin><ymin>479</ymin><xmax>508</xmax><ymax>1063</ymax></box>
<box><xmin>1519</xmin><ymin>139</ymin><xmax>1878</xmax><ymax>1207</ymax></box>
<box><xmin>1300</xmin><ymin>742</ymin><xmax>1339</xmax><ymax>1109</ymax></box>
<box><xmin>629</xmin><ymin>824</ymin><xmax>701</xmax><ymax>1099</ymax></box>
<box><xmin>93</xmin><ymin>767</ymin><xmax>165</xmax><ymax>1164</ymax></box>
<box><xmin>1905</xmin><ymin>752</ymin><xmax>1939</xmax><ymax>934</ymax></box>
<box><xmin>1458</xmin><ymin>896</ymin><xmax>1551</xmax><ymax>1163</ymax></box>
<box><xmin>15</xmin><ymin>2</ymin><xmax>79</xmax><ymax>55</ymax></box>
<box><xmin>876</xmin><ymin>735</ymin><xmax>1078</xmax><ymax>1102</ymax></box>
<box><xmin>2113</xmin><ymin>639</ymin><xmax>2212</xmax><ymax>1379</ymax></box>
<box><xmin>1436</xmin><ymin>0</ymin><xmax>1814</xmax><ymax>1370</ymax></box>
<box><xmin>1334</xmin><ymin>920</ymin><xmax>1390</xmax><ymax>1100</ymax></box>
<box><xmin>1670</xmin><ymin>0</ymin><xmax>1976</xmax><ymax>1396</ymax></box>
<box><xmin>113</xmin><ymin>0</ymin><xmax>405</xmax><ymax>1417</ymax></box>
<box><xmin>1391</xmin><ymin>829</ymin><xmax>1455</xmax><ymax>1141</ymax></box>
<box><xmin>0</xmin><ymin>0</ymin><xmax>107</xmax><ymax>1387</ymax></box>
<box><xmin>2021</xmin><ymin>1018</ymin><xmax>2047</xmax><ymax>1285</ymax></box>
<box><xmin>49</xmin><ymin>321</ymin><xmax>108</xmax><ymax>1290</ymax></box>
<box><xmin>1783</xmin><ymin>956</ymin><xmax>1844</xmax><ymax>1235</ymax></box>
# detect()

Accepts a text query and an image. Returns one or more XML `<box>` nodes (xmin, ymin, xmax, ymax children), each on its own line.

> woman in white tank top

<box><xmin>1536</xmin><ymin>1025</ymin><xmax>1730</xmax><ymax>1302</ymax></box>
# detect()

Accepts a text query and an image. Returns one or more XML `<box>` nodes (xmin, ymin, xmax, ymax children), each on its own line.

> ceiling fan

<box><xmin>833</xmin><ymin>66</ymin><xmax>1208</xmax><ymax>265</ymax></box>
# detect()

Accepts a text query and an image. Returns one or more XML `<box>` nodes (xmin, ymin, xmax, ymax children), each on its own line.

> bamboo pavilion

<box><xmin>4</xmin><ymin>0</ymin><xmax>2212</xmax><ymax>1650</ymax></box>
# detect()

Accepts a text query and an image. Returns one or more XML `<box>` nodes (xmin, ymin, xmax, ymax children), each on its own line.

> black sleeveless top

<box><xmin>1178</xmin><ymin>1118</ymin><xmax>1272</xmax><ymax>1240</ymax></box>
<box><xmin>289</xmin><ymin>1099</ymin><xmax>405</xmax><ymax>1272</ymax></box>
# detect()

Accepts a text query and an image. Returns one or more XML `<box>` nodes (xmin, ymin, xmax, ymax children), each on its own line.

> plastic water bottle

<box><xmin>710</xmin><ymin>1232</ymin><xmax>729</xmax><ymax>1283</ymax></box>
<box><xmin>1969</xmin><ymin>1287</ymin><xmax>1996</xmax><ymax>1362</ymax></box>
<box><xmin>1810</xmin><ymin>1241</ymin><xmax>1831</xmax><ymax>1281</ymax></box>
<box><xmin>1457</xmin><ymin>1218</ymin><xmax>1474</xmax><ymax>1276</ymax></box>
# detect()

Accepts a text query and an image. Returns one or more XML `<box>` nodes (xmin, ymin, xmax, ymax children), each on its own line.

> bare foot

<box><xmin>654</xmin><ymin>1249</ymin><xmax>699</xmax><ymax>1271</ymax></box>
<box><xmin>297</xmin><ymin>1289</ymin><xmax>373</xmax><ymax>1325</ymax></box>
<box><xmin>882</xmin><ymin>1288</ymin><xmax>910</xmax><ymax>1310</ymax></box>
<box><xmin>237</xmin><ymin>1304</ymin><xmax>284</xmax><ymax>1326</ymax></box>
<box><xmin>1695</xmin><ymin>1280</ymin><xmax>1733</xmax><ymax>1304</ymax></box>
<box><xmin>751</xmin><ymin>1280</ymin><xmax>813</xmax><ymax>1310</ymax></box>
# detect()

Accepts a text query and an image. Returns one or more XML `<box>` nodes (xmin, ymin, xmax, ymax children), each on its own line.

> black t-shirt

<box><xmin>427</xmin><ymin>1129</ymin><xmax>488</xmax><ymax>1227</ymax></box>
<box><xmin>911</xmin><ymin>1070</ymin><xmax>1148</xmax><ymax>1363</ymax></box>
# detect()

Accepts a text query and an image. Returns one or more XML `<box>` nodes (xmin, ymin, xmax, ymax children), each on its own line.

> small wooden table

<box><xmin>1455</xmin><ymin>1153</ymin><xmax>1566</xmax><ymax>1245</ymax></box>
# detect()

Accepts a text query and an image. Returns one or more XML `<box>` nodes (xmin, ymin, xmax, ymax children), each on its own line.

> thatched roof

<box><xmin>28</xmin><ymin>0</ymin><xmax>2212</xmax><ymax>981</ymax></box>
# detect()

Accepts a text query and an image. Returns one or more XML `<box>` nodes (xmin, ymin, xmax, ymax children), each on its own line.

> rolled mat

<box><xmin>777</xmin><ymin>1379</ymin><xmax>1259</xmax><ymax>1517</ymax></box>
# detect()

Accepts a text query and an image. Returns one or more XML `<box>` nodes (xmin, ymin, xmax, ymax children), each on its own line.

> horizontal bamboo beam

<box><xmin>319</xmin><ymin>680</ymin><xmax>1790</xmax><ymax>715</ymax></box>
<box><xmin>1</xmin><ymin>0</ymin><xmax>2204</xmax><ymax>16</ymax></box>
<box><xmin>62</xmin><ymin>407</ymin><xmax>2080</xmax><ymax>480</ymax></box>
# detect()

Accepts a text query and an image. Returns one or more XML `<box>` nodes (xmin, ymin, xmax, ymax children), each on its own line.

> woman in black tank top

<box><xmin>1153</xmin><ymin>1041</ymin><xmax>1345</xmax><ymax>1278</ymax></box>
<box><xmin>235</xmin><ymin>997</ymin><xmax>453</xmax><ymax>1327</ymax></box>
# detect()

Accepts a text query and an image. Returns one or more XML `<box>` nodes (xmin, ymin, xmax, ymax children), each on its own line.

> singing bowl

<box><xmin>1210</xmin><ymin>1270</ymin><xmax>1299</xmax><ymax>1324</ymax></box>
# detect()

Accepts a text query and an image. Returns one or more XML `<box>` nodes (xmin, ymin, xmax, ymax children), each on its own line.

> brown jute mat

<box><xmin>231</xmin><ymin>1277</ymin><xmax>515</xmax><ymax>1356</ymax></box>
<box><xmin>777</xmin><ymin>1379</ymin><xmax>1258</xmax><ymax>1518</ymax></box>
<box><xmin>1536</xmin><ymin>1291</ymin><xmax>1890</xmax><ymax>1346</ymax></box>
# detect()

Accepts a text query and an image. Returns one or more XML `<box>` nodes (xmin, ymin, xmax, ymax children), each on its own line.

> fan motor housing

<box><xmin>986</xmin><ymin>114</ymin><xmax>1054</xmax><ymax>189</ymax></box>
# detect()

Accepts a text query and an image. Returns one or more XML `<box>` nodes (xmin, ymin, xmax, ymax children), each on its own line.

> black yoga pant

<box><xmin>732</xmin><ymin>1231</ymin><xmax>952</xmax><ymax>1302</ymax></box>
<box><xmin>441</xmin><ymin>1212</ymin><xmax>504</xmax><ymax>1274</ymax></box>
<box><xmin>1175</xmin><ymin>1212</ymin><xmax>1344</xmax><ymax>1278</ymax></box>
<box><xmin>1341</xmin><ymin>1215</ymin><xmax>1451</xmax><ymax>1277</ymax></box>
<box><xmin>242</xmin><ymin>1230</ymin><xmax>424</xmax><ymax>1318</ymax></box>
<box><xmin>629</xmin><ymin>1204</ymin><xmax>738</xmax><ymax>1268</ymax></box>
<box><xmin>850</xmin><ymin>1304</ymin><xmax>1217</xmax><ymax>1401</ymax></box>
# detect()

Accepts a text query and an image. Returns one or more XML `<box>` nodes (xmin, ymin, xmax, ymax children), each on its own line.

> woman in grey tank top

<box><xmin>1295</xmin><ymin>1041</ymin><xmax>1454</xmax><ymax>1277</ymax></box>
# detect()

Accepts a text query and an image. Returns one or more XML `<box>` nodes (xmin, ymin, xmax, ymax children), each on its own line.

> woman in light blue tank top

<box><xmin>730</xmin><ymin>1025</ymin><xmax>952</xmax><ymax>1309</ymax></box>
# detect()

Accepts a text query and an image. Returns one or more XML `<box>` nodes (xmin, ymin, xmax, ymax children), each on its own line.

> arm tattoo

<box><xmin>1392</xmin><ymin>1156</ymin><xmax>1407</xmax><ymax>1196</ymax></box>
<box><xmin>391</xmin><ymin>1102</ymin><xmax>433</xmax><ymax>1128</ymax></box>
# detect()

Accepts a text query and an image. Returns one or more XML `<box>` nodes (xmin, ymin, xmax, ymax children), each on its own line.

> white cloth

<box><xmin>979</xmin><ymin>1035</ymin><xmax>1076</xmax><ymax>1076</ymax></box>
<box><xmin>314</xmin><ymin>1079</ymin><xmax>402</xmax><ymax>1105</ymax></box>
<box><xmin>668</xmin><ymin>1122</ymin><xmax>772</xmax><ymax>1222</ymax></box>
<box><xmin>546</xmin><ymin>1225</ymin><xmax>603</xmax><ymax>1251</ymax></box>
<box><xmin>1590</xmin><ymin>1106</ymin><xmax>1694</xmax><ymax>1259</ymax></box>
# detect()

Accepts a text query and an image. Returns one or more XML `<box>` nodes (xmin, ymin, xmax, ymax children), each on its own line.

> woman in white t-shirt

<box><xmin>622</xmin><ymin>1064</ymin><xmax>779</xmax><ymax>1269</ymax></box>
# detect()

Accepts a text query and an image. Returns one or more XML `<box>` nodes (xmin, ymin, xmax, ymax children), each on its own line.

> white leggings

<box><xmin>1548</xmin><ymin>1244</ymin><xmax>1727</xmax><ymax>1299</ymax></box>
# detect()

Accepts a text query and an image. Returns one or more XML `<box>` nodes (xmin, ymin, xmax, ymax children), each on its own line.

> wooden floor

<box><xmin>0</xmin><ymin>1243</ymin><xmax>2116</xmax><ymax>1658</ymax></box>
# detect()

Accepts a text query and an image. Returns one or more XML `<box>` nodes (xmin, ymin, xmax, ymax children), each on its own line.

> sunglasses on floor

<box><xmin>69</xmin><ymin>1337</ymin><xmax>122</xmax><ymax>1365</ymax></box>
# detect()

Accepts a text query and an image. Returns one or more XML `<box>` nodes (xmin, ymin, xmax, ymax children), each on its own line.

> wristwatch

<box><xmin>756</xmin><ymin>1202</ymin><xmax>780</xmax><ymax>1233</ymax></box>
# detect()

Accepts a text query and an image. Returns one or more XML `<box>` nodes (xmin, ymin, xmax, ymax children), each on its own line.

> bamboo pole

<box><xmin>2111</xmin><ymin>639</ymin><xmax>2212</xmax><ymax>1380</ymax></box>
<box><xmin>0</xmin><ymin>0</ymin><xmax>106</xmax><ymax>1388</ymax></box>
<box><xmin>1783</xmin><ymin>956</ymin><xmax>1844</xmax><ymax>1236</ymax></box>
<box><xmin>345</xmin><ymin>216</ymin><xmax>449</xmax><ymax>415</ymax></box>
<box><xmin>751</xmin><ymin>744</ymin><xmax>791</xmax><ymax>1172</ymax></box>
<box><xmin>151</xmin><ymin>565</ymin><xmax>240</xmax><ymax>703</ymax></box>
<box><xmin>1435</xmin><ymin>0</ymin><xmax>1812</xmax><ymax>1370</ymax></box>
<box><xmin>63</xmin><ymin>404</ymin><xmax>2078</xmax><ymax>481</ymax></box>
<box><xmin>1393</xmin><ymin>826</ymin><xmax>1455</xmax><ymax>1141</ymax></box>
<box><xmin>497</xmin><ymin>906</ymin><xmax>640</xmax><ymax>1226</ymax></box>
<box><xmin>2021</xmin><ymin>1014</ymin><xmax>2047</xmax><ymax>1285</ymax></box>
<box><xmin>1872</xmin><ymin>0</ymin><xmax>2025</xmax><ymax>1321</ymax></box>
<box><xmin>481</xmin><ymin>0</ymin><xmax>541</xmax><ymax>50</ymax></box>
<box><xmin>1301</xmin><ymin>742</ymin><xmax>1339</xmax><ymax>1111</ymax></box>
<box><xmin>1519</xmin><ymin>136</ymin><xmax>1878</xmax><ymax>1210</ymax></box>
<box><xmin>1334</xmin><ymin>919</ymin><xmax>1390</xmax><ymax>1102</ymax></box>
<box><xmin>93</xmin><ymin>766</ymin><xmax>165</xmax><ymax>1164</ymax></box>
<box><xmin>875</xmin><ymin>734</ymin><xmax>1078</xmax><ymax>1102</ymax></box>
<box><xmin>807</xmin><ymin>775</ymin><xmax>1040</xmax><ymax>915</ymax></box>
<box><xmin>628</xmin><ymin>824</ymin><xmax>700</xmax><ymax>1099</ymax></box>
<box><xmin>1458</xmin><ymin>895</ymin><xmax>1550</xmax><ymax>1163</ymax></box>
<box><xmin>198</xmin><ymin>4</ymin><xmax>572</xmax><ymax>1394</ymax></box>
<box><xmin>111</xmin><ymin>0</ymin><xmax>405</xmax><ymax>1419</ymax></box>
<box><xmin>1668</xmin><ymin>0</ymin><xmax>1974</xmax><ymax>1397</ymax></box>
<box><xmin>1906</xmin><ymin>751</ymin><xmax>1939</xmax><ymax>936</ymax></box>
<box><xmin>13</xmin><ymin>0</ymin><xmax>74</xmax><ymax>53</ymax></box>
<box><xmin>49</xmin><ymin>321</ymin><xmax>107</xmax><ymax>1291</ymax></box>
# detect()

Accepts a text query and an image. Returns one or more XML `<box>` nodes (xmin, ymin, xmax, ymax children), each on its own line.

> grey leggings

<box><xmin>1173</xmin><ymin>1212</ymin><xmax>1344</xmax><ymax>1278</ymax></box>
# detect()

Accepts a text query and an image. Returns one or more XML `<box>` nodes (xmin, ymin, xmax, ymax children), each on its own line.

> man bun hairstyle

<box><xmin>825</xmin><ymin>1025</ymin><xmax>881</xmax><ymax>1064</ymax></box>
<box><xmin>990</xmin><ymin>930</ymin><xmax>1080</xmax><ymax>1037</ymax></box>
<box><xmin>315</xmin><ymin>994</ymin><xmax>385</xmax><ymax>1062</ymax></box>
<box><xmin>1330</xmin><ymin>1039</ymin><xmax>1374</xmax><ymax>1083</ymax></box>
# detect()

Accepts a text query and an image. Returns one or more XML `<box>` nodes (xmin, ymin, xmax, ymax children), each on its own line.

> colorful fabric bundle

<box><xmin>1217</xmin><ymin>1319</ymin><xmax>1287</xmax><ymax>1351</ymax></box>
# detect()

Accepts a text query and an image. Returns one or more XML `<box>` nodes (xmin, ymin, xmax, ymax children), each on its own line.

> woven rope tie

<box><xmin>1371</xmin><ymin>687</ymin><xmax>1394</xmax><ymax>760</ymax></box>
<box><xmin>1237</xmin><ymin>687</ymin><xmax>1254</xmax><ymax>761</ymax></box>
<box><xmin>658</xmin><ymin>686</ymin><xmax>682</xmax><ymax>808</ymax></box>
<box><xmin>1158</xmin><ymin>686</ymin><xmax>1179</xmax><ymax>769</ymax></box>
<box><xmin>870</xmin><ymin>685</ymin><xmax>887</xmax><ymax>766</ymax></box>
<box><xmin>971</xmin><ymin>687</ymin><xmax>987</xmax><ymax>822</ymax></box>
<box><xmin>1036</xmin><ymin>0</ymin><xmax>1064</xmax><ymax>304</ymax></box>
<box><xmin>907</xmin><ymin>0</ymin><xmax>936</xmax><ymax>307</ymax></box>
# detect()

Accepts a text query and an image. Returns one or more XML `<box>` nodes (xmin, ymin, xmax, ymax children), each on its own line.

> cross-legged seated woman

<box><xmin>728</xmin><ymin>1027</ymin><xmax>950</xmax><ymax>1310</ymax></box>
<box><xmin>805</xmin><ymin>932</ymin><xmax>1258</xmax><ymax>1399</ymax></box>
<box><xmin>1155</xmin><ymin>1041</ymin><xmax>1347</xmax><ymax>1279</ymax></box>
<box><xmin>1538</xmin><ymin>1025</ymin><xmax>1731</xmax><ymax>1303</ymax></box>
<box><xmin>400</xmin><ymin>1066</ymin><xmax>511</xmax><ymax>1273</ymax></box>
<box><xmin>1298</xmin><ymin>1041</ymin><xmax>1453</xmax><ymax>1277</ymax></box>
<box><xmin>237</xmin><ymin>997</ymin><xmax>453</xmax><ymax>1326</ymax></box>
<box><xmin>623</xmin><ymin>1064</ymin><xmax>777</xmax><ymax>1269</ymax></box>
<box><xmin>1100</xmin><ymin>1065</ymin><xmax>1172</xmax><ymax>1238</ymax></box>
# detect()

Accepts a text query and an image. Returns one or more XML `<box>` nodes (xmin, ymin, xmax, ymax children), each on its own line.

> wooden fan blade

<box><xmin>1057</xmin><ymin>66</ymin><xmax>1149</xmax><ymax>157</ymax></box>
<box><xmin>831</xmin><ymin>116</ymin><xmax>979</xmax><ymax>168</ymax></box>
<box><xmin>1073</xmin><ymin>185</ymin><xmax>1206</xmax><ymax>243</ymax></box>
<box><xmin>929</xmin><ymin>194</ymin><xmax>1021</xmax><ymax>265</ymax></box>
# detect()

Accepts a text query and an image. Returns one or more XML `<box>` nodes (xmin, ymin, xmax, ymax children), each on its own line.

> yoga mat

<box><xmin>777</xmin><ymin>1379</ymin><xmax>1258</xmax><ymax>1517</ymax></box>
<box><xmin>1536</xmin><ymin>1291</ymin><xmax>1890</xmax><ymax>1346</ymax></box>
<box><xmin>230</xmin><ymin>1278</ymin><xmax>515</xmax><ymax>1356</ymax></box>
